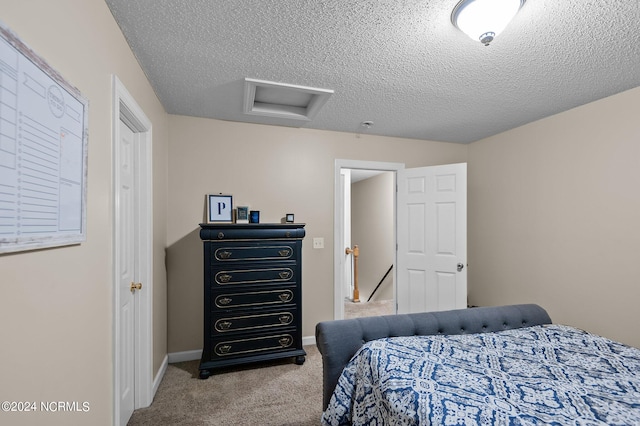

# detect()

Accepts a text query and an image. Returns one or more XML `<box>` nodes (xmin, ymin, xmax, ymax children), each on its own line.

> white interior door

<box><xmin>113</xmin><ymin>75</ymin><xmax>154</xmax><ymax>426</ymax></box>
<box><xmin>397</xmin><ymin>163</ymin><xmax>467</xmax><ymax>314</ymax></box>
<box><xmin>118</xmin><ymin>120</ymin><xmax>137</xmax><ymax>425</ymax></box>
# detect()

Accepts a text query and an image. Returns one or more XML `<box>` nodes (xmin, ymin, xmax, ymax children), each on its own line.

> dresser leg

<box><xmin>295</xmin><ymin>355</ymin><xmax>306</xmax><ymax>365</ymax></box>
<box><xmin>199</xmin><ymin>369</ymin><xmax>212</xmax><ymax>380</ymax></box>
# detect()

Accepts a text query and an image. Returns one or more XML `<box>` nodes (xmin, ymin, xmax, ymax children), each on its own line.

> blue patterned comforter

<box><xmin>321</xmin><ymin>325</ymin><xmax>640</xmax><ymax>425</ymax></box>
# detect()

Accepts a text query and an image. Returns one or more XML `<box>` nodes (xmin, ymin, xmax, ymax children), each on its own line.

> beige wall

<box><xmin>3</xmin><ymin>2</ymin><xmax>638</xmax><ymax>424</ymax></box>
<box><xmin>351</xmin><ymin>172</ymin><xmax>395</xmax><ymax>302</ymax></box>
<box><xmin>166</xmin><ymin>115</ymin><xmax>467</xmax><ymax>352</ymax></box>
<box><xmin>468</xmin><ymin>86</ymin><xmax>640</xmax><ymax>348</ymax></box>
<box><xmin>0</xmin><ymin>1</ymin><xmax>169</xmax><ymax>425</ymax></box>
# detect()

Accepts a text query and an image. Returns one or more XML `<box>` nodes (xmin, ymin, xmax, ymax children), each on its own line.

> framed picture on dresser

<box><xmin>206</xmin><ymin>194</ymin><xmax>233</xmax><ymax>223</ymax></box>
<box><xmin>236</xmin><ymin>206</ymin><xmax>249</xmax><ymax>223</ymax></box>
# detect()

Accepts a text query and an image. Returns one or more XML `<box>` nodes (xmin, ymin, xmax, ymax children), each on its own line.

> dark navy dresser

<box><xmin>198</xmin><ymin>223</ymin><xmax>306</xmax><ymax>378</ymax></box>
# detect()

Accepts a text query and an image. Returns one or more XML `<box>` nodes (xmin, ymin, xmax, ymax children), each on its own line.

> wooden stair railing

<box><xmin>345</xmin><ymin>245</ymin><xmax>360</xmax><ymax>302</ymax></box>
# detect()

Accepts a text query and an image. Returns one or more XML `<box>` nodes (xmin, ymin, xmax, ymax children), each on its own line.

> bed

<box><xmin>315</xmin><ymin>304</ymin><xmax>640</xmax><ymax>425</ymax></box>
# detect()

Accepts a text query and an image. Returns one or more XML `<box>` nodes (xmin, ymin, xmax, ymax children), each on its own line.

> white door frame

<box><xmin>340</xmin><ymin>169</ymin><xmax>353</xmax><ymax>303</ymax></box>
<box><xmin>112</xmin><ymin>75</ymin><xmax>153</xmax><ymax>424</ymax></box>
<box><xmin>333</xmin><ymin>159</ymin><xmax>403</xmax><ymax>320</ymax></box>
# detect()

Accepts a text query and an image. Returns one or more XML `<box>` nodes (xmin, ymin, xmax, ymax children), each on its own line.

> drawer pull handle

<box><xmin>279</xmin><ymin>271</ymin><xmax>291</xmax><ymax>279</ymax></box>
<box><xmin>217</xmin><ymin>232</ymin><xmax>225</xmax><ymax>239</ymax></box>
<box><xmin>279</xmin><ymin>337</ymin><xmax>292</xmax><ymax>348</ymax></box>
<box><xmin>217</xmin><ymin>321</ymin><xmax>232</xmax><ymax>330</ymax></box>
<box><xmin>218</xmin><ymin>297</ymin><xmax>232</xmax><ymax>305</ymax></box>
<box><xmin>217</xmin><ymin>345</ymin><xmax>232</xmax><ymax>354</ymax></box>
<box><xmin>218</xmin><ymin>274</ymin><xmax>232</xmax><ymax>283</ymax></box>
<box><xmin>278</xmin><ymin>249</ymin><xmax>291</xmax><ymax>257</ymax></box>
<box><xmin>218</xmin><ymin>251</ymin><xmax>232</xmax><ymax>259</ymax></box>
<box><xmin>279</xmin><ymin>314</ymin><xmax>292</xmax><ymax>324</ymax></box>
<box><xmin>278</xmin><ymin>293</ymin><xmax>292</xmax><ymax>302</ymax></box>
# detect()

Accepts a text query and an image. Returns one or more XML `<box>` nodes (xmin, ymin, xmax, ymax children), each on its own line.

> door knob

<box><xmin>457</xmin><ymin>263</ymin><xmax>464</xmax><ymax>272</ymax></box>
<box><xmin>130</xmin><ymin>282</ymin><xmax>143</xmax><ymax>293</ymax></box>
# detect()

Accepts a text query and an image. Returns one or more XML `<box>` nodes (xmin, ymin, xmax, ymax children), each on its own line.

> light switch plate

<box><xmin>313</xmin><ymin>237</ymin><xmax>324</xmax><ymax>249</ymax></box>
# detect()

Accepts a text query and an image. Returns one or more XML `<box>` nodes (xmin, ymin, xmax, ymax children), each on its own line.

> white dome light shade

<box><xmin>452</xmin><ymin>0</ymin><xmax>526</xmax><ymax>45</ymax></box>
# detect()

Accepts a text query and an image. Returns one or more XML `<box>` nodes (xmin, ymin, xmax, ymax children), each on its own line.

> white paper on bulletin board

<box><xmin>0</xmin><ymin>22</ymin><xmax>88</xmax><ymax>254</ymax></box>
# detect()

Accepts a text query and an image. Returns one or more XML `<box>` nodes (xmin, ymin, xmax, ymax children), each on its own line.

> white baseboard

<box><xmin>302</xmin><ymin>335</ymin><xmax>316</xmax><ymax>347</ymax></box>
<box><xmin>168</xmin><ymin>349</ymin><xmax>203</xmax><ymax>363</ymax></box>
<box><xmin>152</xmin><ymin>355</ymin><xmax>168</xmax><ymax>398</ymax></box>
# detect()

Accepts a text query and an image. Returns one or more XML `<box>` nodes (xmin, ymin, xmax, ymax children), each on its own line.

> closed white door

<box><xmin>396</xmin><ymin>163</ymin><xmax>467</xmax><ymax>314</ymax></box>
<box><xmin>118</xmin><ymin>119</ymin><xmax>137</xmax><ymax>425</ymax></box>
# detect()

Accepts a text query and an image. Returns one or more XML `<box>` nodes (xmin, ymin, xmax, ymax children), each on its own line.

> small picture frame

<box><xmin>286</xmin><ymin>213</ymin><xmax>295</xmax><ymax>223</ymax></box>
<box><xmin>206</xmin><ymin>194</ymin><xmax>233</xmax><ymax>223</ymax></box>
<box><xmin>236</xmin><ymin>206</ymin><xmax>249</xmax><ymax>224</ymax></box>
<box><xmin>249</xmin><ymin>210</ymin><xmax>260</xmax><ymax>223</ymax></box>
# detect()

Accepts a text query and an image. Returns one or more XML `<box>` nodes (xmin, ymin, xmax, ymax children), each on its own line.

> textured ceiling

<box><xmin>105</xmin><ymin>0</ymin><xmax>640</xmax><ymax>143</ymax></box>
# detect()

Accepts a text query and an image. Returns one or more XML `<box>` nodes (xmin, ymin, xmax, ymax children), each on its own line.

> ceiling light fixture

<box><xmin>451</xmin><ymin>0</ymin><xmax>526</xmax><ymax>46</ymax></box>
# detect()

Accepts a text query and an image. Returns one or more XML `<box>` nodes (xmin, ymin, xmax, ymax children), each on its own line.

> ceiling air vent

<box><xmin>243</xmin><ymin>78</ymin><xmax>333</xmax><ymax>121</ymax></box>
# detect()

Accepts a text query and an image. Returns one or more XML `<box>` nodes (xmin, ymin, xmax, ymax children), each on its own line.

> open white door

<box><xmin>397</xmin><ymin>163</ymin><xmax>467</xmax><ymax>314</ymax></box>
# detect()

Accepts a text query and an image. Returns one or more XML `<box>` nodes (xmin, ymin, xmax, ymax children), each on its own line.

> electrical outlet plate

<box><xmin>313</xmin><ymin>237</ymin><xmax>324</xmax><ymax>249</ymax></box>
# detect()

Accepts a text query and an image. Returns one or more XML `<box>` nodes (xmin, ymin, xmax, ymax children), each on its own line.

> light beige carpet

<box><xmin>129</xmin><ymin>344</ymin><xmax>323</xmax><ymax>425</ymax></box>
<box><xmin>344</xmin><ymin>299</ymin><xmax>394</xmax><ymax>319</ymax></box>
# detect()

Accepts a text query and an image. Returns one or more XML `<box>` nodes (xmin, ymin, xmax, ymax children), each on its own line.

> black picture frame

<box><xmin>236</xmin><ymin>206</ymin><xmax>249</xmax><ymax>224</ymax></box>
<box><xmin>206</xmin><ymin>194</ymin><xmax>233</xmax><ymax>223</ymax></box>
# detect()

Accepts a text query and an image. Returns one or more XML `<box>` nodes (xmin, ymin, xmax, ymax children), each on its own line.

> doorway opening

<box><xmin>334</xmin><ymin>160</ymin><xmax>403</xmax><ymax>320</ymax></box>
<box><xmin>344</xmin><ymin>169</ymin><xmax>395</xmax><ymax>318</ymax></box>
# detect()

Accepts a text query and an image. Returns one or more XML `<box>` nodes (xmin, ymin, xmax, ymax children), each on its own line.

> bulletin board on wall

<box><xmin>0</xmin><ymin>22</ymin><xmax>89</xmax><ymax>254</ymax></box>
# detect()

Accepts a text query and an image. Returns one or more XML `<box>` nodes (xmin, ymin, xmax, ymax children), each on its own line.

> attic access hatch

<box><xmin>243</xmin><ymin>78</ymin><xmax>333</xmax><ymax>122</ymax></box>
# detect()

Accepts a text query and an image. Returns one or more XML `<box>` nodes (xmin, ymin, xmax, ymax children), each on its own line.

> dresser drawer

<box><xmin>214</xmin><ymin>288</ymin><xmax>295</xmax><ymax>309</ymax></box>
<box><xmin>210</xmin><ymin>333</ymin><xmax>299</xmax><ymax>360</ymax></box>
<box><xmin>200</xmin><ymin>224</ymin><xmax>305</xmax><ymax>241</ymax></box>
<box><xmin>213</xmin><ymin>244</ymin><xmax>296</xmax><ymax>263</ymax></box>
<box><xmin>213</xmin><ymin>266</ymin><xmax>295</xmax><ymax>286</ymax></box>
<box><xmin>213</xmin><ymin>310</ymin><xmax>296</xmax><ymax>334</ymax></box>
